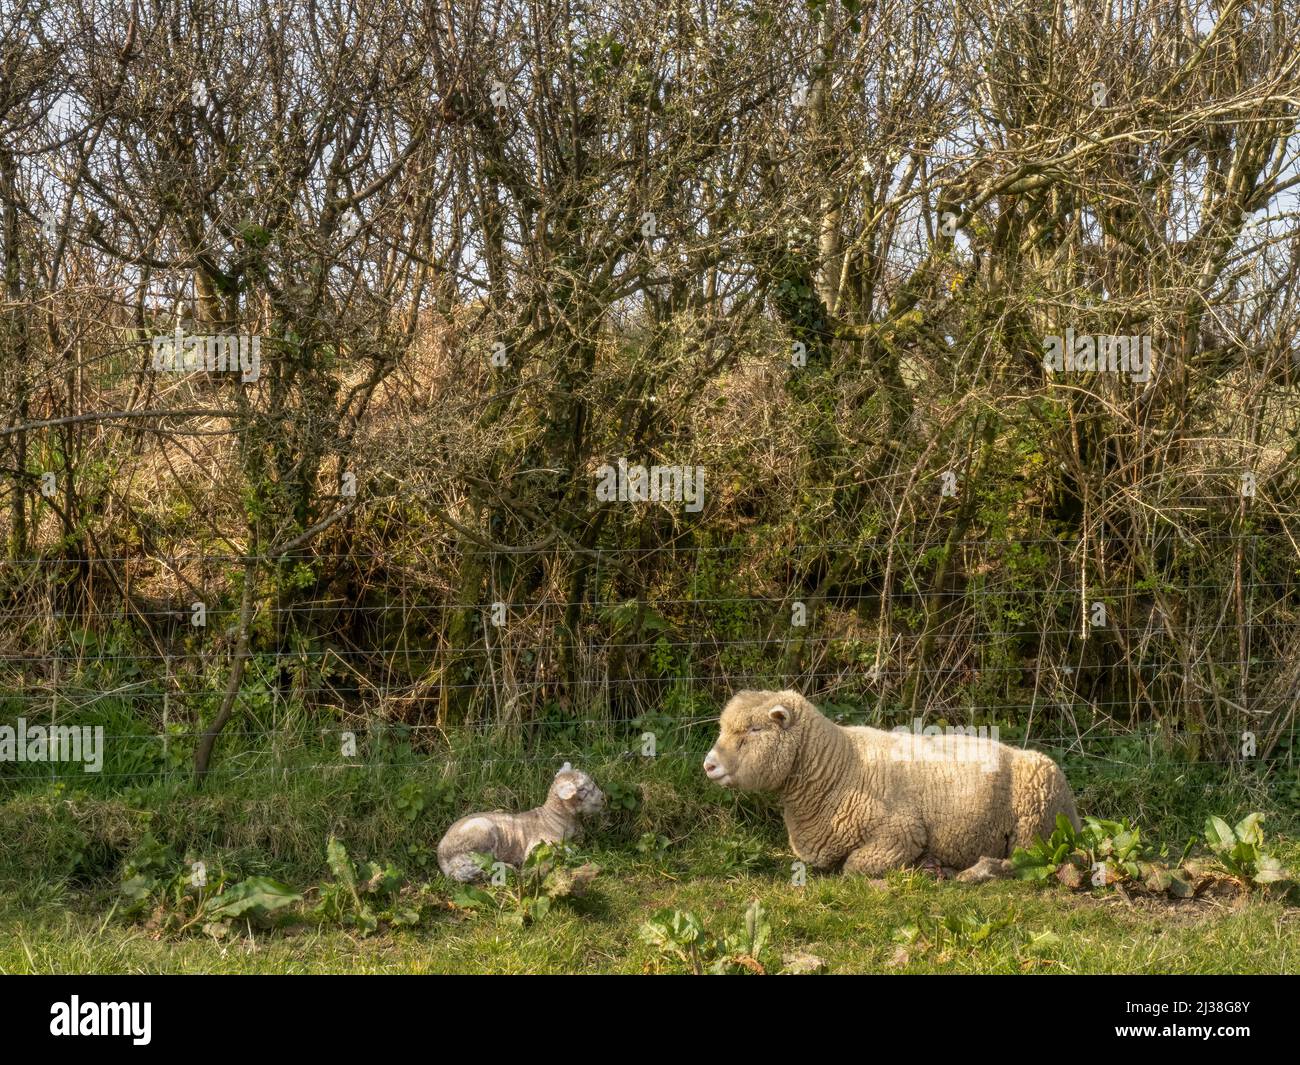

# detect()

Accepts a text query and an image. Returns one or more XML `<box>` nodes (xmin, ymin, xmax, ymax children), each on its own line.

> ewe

<box><xmin>437</xmin><ymin>763</ymin><xmax>605</xmax><ymax>882</ymax></box>
<box><xmin>703</xmin><ymin>690</ymin><xmax>1079</xmax><ymax>881</ymax></box>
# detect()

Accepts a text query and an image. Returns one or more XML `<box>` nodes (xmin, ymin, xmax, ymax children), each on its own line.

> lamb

<box><xmin>703</xmin><ymin>689</ymin><xmax>1079</xmax><ymax>881</ymax></box>
<box><xmin>437</xmin><ymin>763</ymin><xmax>605</xmax><ymax>883</ymax></box>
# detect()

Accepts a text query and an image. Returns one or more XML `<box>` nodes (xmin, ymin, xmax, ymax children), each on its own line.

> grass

<box><xmin>3</xmin><ymin>858</ymin><xmax>1297</xmax><ymax>974</ymax></box>
<box><xmin>0</xmin><ymin>723</ymin><xmax>1297</xmax><ymax>974</ymax></box>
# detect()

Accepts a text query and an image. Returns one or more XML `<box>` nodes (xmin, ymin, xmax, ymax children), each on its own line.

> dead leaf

<box><xmin>781</xmin><ymin>951</ymin><xmax>827</xmax><ymax>975</ymax></box>
<box><xmin>1055</xmin><ymin>862</ymin><xmax>1084</xmax><ymax>890</ymax></box>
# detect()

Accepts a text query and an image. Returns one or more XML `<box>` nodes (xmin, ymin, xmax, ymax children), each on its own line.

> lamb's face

<box><xmin>703</xmin><ymin>690</ymin><xmax>801</xmax><ymax>792</ymax></box>
<box><xmin>550</xmin><ymin>764</ymin><xmax>605</xmax><ymax>817</ymax></box>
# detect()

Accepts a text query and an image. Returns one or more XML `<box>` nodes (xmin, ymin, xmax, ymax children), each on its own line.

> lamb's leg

<box><xmin>954</xmin><ymin>856</ymin><xmax>1015</xmax><ymax>884</ymax></box>
<box><xmin>438</xmin><ymin>817</ymin><xmax>502</xmax><ymax>882</ymax></box>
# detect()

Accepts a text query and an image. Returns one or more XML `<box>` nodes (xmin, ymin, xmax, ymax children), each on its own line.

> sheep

<box><xmin>703</xmin><ymin>689</ymin><xmax>1079</xmax><ymax>881</ymax></box>
<box><xmin>437</xmin><ymin>763</ymin><xmax>605</xmax><ymax>883</ymax></box>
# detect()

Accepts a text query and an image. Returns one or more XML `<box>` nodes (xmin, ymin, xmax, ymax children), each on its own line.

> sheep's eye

<box><xmin>748</xmin><ymin>725</ymin><xmax>763</xmax><ymax>734</ymax></box>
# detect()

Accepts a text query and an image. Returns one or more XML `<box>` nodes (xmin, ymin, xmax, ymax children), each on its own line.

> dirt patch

<box><xmin>1065</xmin><ymin>879</ymin><xmax>1294</xmax><ymax>924</ymax></box>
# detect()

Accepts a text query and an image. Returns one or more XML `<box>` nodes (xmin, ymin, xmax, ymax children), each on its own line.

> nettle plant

<box><xmin>635</xmin><ymin>831</ymin><xmax>672</xmax><ymax>859</ymax></box>
<box><xmin>717</xmin><ymin>833</ymin><xmax>772</xmax><ymax>874</ymax></box>
<box><xmin>602</xmin><ymin>779</ymin><xmax>641</xmax><ymax>816</ymax></box>
<box><xmin>393</xmin><ymin>778</ymin><xmax>455</xmax><ymax>825</ymax></box>
<box><xmin>890</xmin><ymin>911</ymin><xmax>1067</xmax><ymax>969</ymax></box>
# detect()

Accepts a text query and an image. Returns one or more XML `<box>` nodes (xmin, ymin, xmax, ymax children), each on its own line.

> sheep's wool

<box><xmin>705</xmin><ymin>690</ymin><xmax>1079</xmax><ymax>876</ymax></box>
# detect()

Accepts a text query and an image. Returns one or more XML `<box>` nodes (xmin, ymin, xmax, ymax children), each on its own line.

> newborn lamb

<box><xmin>437</xmin><ymin>763</ymin><xmax>605</xmax><ymax>882</ymax></box>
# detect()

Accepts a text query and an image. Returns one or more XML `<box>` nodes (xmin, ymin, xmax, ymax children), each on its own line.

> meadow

<box><xmin>1</xmin><ymin>716</ymin><xmax>1295</xmax><ymax>974</ymax></box>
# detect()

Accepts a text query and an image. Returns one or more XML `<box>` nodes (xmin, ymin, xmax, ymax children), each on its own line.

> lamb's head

<box><xmin>547</xmin><ymin>763</ymin><xmax>605</xmax><ymax>817</ymax></box>
<box><xmin>703</xmin><ymin>689</ymin><xmax>809</xmax><ymax>792</ymax></box>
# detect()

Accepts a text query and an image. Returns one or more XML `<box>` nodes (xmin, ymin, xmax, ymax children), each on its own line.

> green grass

<box><xmin>2</xmin><ymin>859</ymin><xmax>1296</xmax><ymax>974</ymax></box>
<box><xmin>0</xmin><ymin>726</ymin><xmax>1297</xmax><ymax>974</ymax></box>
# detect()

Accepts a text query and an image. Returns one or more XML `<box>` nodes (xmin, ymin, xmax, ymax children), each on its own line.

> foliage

<box><xmin>1202</xmin><ymin>814</ymin><xmax>1291</xmax><ymax>887</ymax></box>
<box><xmin>639</xmin><ymin>899</ymin><xmax>774</xmax><ymax>974</ymax></box>
<box><xmin>603</xmin><ymin>780</ymin><xmax>641</xmax><ymax>814</ymax></box>
<box><xmin>118</xmin><ymin>832</ymin><xmax>301</xmax><ymax>937</ymax></box>
<box><xmin>448</xmin><ymin>843</ymin><xmax>600</xmax><ymax>928</ymax></box>
<box><xmin>312</xmin><ymin>837</ymin><xmax>424</xmax><ymax>935</ymax></box>
<box><xmin>892</xmin><ymin>910</ymin><xmax>1012</xmax><ymax>958</ymax></box>
<box><xmin>1012</xmin><ymin>812</ymin><xmax>1291</xmax><ymax>897</ymax></box>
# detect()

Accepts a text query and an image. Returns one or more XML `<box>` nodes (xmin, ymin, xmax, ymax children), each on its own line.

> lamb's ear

<box><xmin>559</xmin><ymin>761</ymin><xmax>572</xmax><ymax>773</ymax></box>
<box><xmin>555</xmin><ymin>779</ymin><xmax>578</xmax><ymax>800</ymax></box>
<box><xmin>768</xmin><ymin>704</ymin><xmax>793</xmax><ymax>728</ymax></box>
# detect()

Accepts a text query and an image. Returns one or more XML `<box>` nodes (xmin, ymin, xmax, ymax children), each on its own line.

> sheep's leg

<box><xmin>842</xmin><ymin>836</ymin><xmax>924</xmax><ymax>877</ymax></box>
<box><xmin>913</xmin><ymin>854</ymin><xmax>948</xmax><ymax>879</ymax></box>
<box><xmin>954</xmin><ymin>856</ymin><xmax>1015</xmax><ymax>884</ymax></box>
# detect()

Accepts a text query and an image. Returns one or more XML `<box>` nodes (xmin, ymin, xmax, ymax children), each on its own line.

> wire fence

<box><xmin>1</xmin><ymin>531</ymin><xmax>1297</xmax><ymax>790</ymax></box>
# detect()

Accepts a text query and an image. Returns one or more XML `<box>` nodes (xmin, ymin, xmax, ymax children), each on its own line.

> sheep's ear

<box><xmin>559</xmin><ymin>761</ymin><xmax>572</xmax><ymax>773</ymax></box>
<box><xmin>555</xmin><ymin>779</ymin><xmax>578</xmax><ymax>800</ymax></box>
<box><xmin>769</xmin><ymin>704</ymin><xmax>792</xmax><ymax>728</ymax></box>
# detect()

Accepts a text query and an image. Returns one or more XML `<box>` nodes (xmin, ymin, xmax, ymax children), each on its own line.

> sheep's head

<box><xmin>703</xmin><ymin>689</ymin><xmax>807</xmax><ymax>792</ymax></box>
<box><xmin>548</xmin><ymin>763</ymin><xmax>605</xmax><ymax>817</ymax></box>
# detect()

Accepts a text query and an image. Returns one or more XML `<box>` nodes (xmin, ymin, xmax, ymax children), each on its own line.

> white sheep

<box><xmin>703</xmin><ymin>689</ymin><xmax>1079</xmax><ymax>880</ymax></box>
<box><xmin>437</xmin><ymin>763</ymin><xmax>605</xmax><ymax>883</ymax></box>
